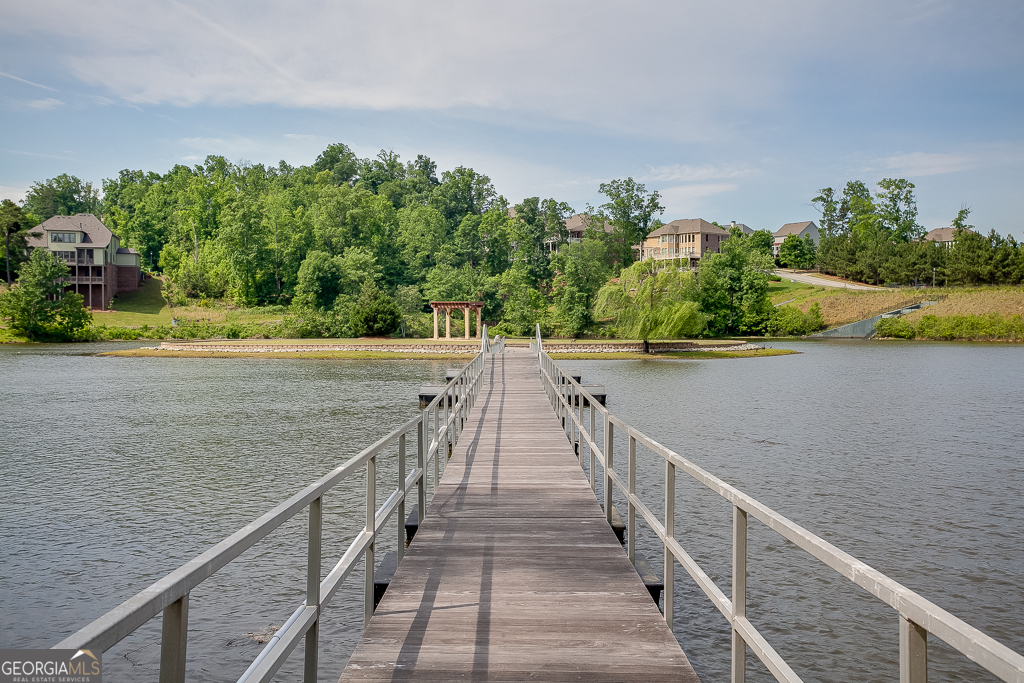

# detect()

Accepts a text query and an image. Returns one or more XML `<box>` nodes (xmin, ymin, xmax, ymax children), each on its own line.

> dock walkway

<box><xmin>340</xmin><ymin>352</ymin><xmax>698</xmax><ymax>682</ymax></box>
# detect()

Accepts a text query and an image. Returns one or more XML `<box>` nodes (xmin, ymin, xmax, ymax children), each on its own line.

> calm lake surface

<box><xmin>1</xmin><ymin>341</ymin><xmax>1022</xmax><ymax>682</ymax></box>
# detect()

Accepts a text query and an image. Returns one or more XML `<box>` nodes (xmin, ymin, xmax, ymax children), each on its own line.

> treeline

<box><xmin>8</xmin><ymin>145</ymin><xmax>672</xmax><ymax>337</ymax></box>
<box><xmin>812</xmin><ymin>180</ymin><xmax>1024</xmax><ymax>286</ymax></box>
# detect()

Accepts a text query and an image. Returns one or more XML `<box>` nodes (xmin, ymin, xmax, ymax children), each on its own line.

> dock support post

<box><xmin>731</xmin><ymin>506</ymin><xmax>747</xmax><ymax>683</ymax></box>
<box><xmin>159</xmin><ymin>593</ymin><xmax>189</xmax><ymax>683</ymax></box>
<box><xmin>604</xmin><ymin>421</ymin><xmax>614</xmax><ymax>527</ymax></box>
<box><xmin>665</xmin><ymin>461</ymin><xmax>675</xmax><ymax>630</ymax></box>
<box><xmin>900</xmin><ymin>616</ymin><xmax>928</xmax><ymax>683</ymax></box>
<box><xmin>304</xmin><ymin>495</ymin><xmax>322</xmax><ymax>683</ymax></box>
<box><xmin>628</xmin><ymin>435</ymin><xmax>636</xmax><ymax>565</ymax></box>
<box><xmin>364</xmin><ymin>456</ymin><xmax>376</xmax><ymax>628</ymax></box>
<box><xmin>417</xmin><ymin>417</ymin><xmax>426</xmax><ymax>524</ymax></box>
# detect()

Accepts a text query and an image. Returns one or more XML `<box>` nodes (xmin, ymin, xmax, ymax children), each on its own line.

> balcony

<box><xmin>65</xmin><ymin>276</ymin><xmax>106</xmax><ymax>285</ymax></box>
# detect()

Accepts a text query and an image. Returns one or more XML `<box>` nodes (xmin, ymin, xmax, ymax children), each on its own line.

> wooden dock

<box><xmin>340</xmin><ymin>352</ymin><xmax>699</xmax><ymax>682</ymax></box>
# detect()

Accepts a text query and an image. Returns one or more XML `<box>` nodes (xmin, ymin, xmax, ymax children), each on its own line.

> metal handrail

<box><xmin>538</xmin><ymin>350</ymin><xmax>1024</xmax><ymax>683</ymax></box>
<box><xmin>53</xmin><ymin>352</ymin><xmax>488</xmax><ymax>683</ymax></box>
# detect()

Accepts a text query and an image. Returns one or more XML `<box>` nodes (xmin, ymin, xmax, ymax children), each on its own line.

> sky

<box><xmin>1</xmin><ymin>0</ymin><xmax>1022</xmax><ymax>238</ymax></box>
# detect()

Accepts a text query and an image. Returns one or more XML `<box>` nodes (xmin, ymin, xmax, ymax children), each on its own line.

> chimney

<box><xmin>731</xmin><ymin>221</ymin><xmax>736</xmax><ymax>227</ymax></box>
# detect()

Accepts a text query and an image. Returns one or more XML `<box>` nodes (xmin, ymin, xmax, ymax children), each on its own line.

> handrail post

<box><xmin>589</xmin><ymin>403</ymin><xmax>596</xmax><ymax>491</ymax></box>
<box><xmin>664</xmin><ymin>460</ymin><xmax>675</xmax><ymax>630</ymax></box>
<box><xmin>604</xmin><ymin>420</ymin><xmax>614</xmax><ymax>526</ymax></box>
<box><xmin>627</xmin><ymin>434</ymin><xmax>636</xmax><ymax>565</ymax></box>
<box><xmin>417</xmin><ymin>416</ymin><xmax>426</xmax><ymax>524</ymax></box>
<box><xmin>434</xmin><ymin>401</ymin><xmax>442</xmax><ymax>491</ymax></box>
<box><xmin>364</xmin><ymin>455</ymin><xmax>376</xmax><ymax>628</ymax></box>
<box><xmin>159</xmin><ymin>594</ymin><xmax>189</xmax><ymax>683</ymax></box>
<box><xmin>732</xmin><ymin>505</ymin><xmax>747</xmax><ymax>683</ymax></box>
<box><xmin>900</xmin><ymin>616</ymin><xmax>928</xmax><ymax>683</ymax></box>
<box><xmin>304</xmin><ymin>495</ymin><xmax>322</xmax><ymax>683</ymax></box>
<box><xmin>398</xmin><ymin>434</ymin><xmax>406</xmax><ymax>563</ymax></box>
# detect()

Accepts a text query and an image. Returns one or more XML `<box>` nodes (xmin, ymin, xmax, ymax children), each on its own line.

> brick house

<box><xmin>638</xmin><ymin>219</ymin><xmax>730</xmax><ymax>266</ymax></box>
<box><xmin>25</xmin><ymin>213</ymin><xmax>141</xmax><ymax>310</ymax></box>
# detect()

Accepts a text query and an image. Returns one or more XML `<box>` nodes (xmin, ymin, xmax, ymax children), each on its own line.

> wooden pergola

<box><xmin>430</xmin><ymin>301</ymin><xmax>485</xmax><ymax>339</ymax></box>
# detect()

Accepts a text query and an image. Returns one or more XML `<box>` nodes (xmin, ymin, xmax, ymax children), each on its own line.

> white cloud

<box><xmin>882</xmin><ymin>152</ymin><xmax>975</xmax><ymax>177</ymax></box>
<box><xmin>24</xmin><ymin>98</ymin><xmax>64</xmax><ymax>110</ymax></box>
<box><xmin>179</xmin><ymin>136</ymin><xmax>258</xmax><ymax>155</ymax></box>
<box><xmin>1</xmin><ymin>0</ymin><xmax>949</xmax><ymax>140</ymax></box>
<box><xmin>0</xmin><ymin>71</ymin><xmax>58</xmax><ymax>92</ymax></box>
<box><xmin>659</xmin><ymin>183</ymin><xmax>739</xmax><ymax>216</ymax></box>
<box><xmin>643</xmin><ymin>164</ymin><xmax>754</xmax><ymax>183</ymax></box>
<box><xmin>0</xmin><ymin>185</ymin><xmax>28</xmax><ymax>202</ymax></box>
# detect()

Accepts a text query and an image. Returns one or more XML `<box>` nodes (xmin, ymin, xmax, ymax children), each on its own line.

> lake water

<box><xmin>1</xmin><ymin>341</ymin><xmax>1021</xmax><ymax>682</ymax></box>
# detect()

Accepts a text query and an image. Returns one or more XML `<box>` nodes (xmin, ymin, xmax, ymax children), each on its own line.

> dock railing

<box><xmin>538</xmin><ymin>349</ymin><xmax>1024</xmax><ymax>683</ymax></box>
<box><xmin>53</xmin><ymin>351</ymin><xmax>492</xmax><ymax>683</ymax></box>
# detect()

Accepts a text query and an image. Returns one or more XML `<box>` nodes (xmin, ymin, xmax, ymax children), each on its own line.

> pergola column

<box><xmin>476</xmin><ymin>309</ymin><xmax>482</xmax><ymax>338</ymax></box>
<box><xmin>464</xmin><ymin>306</ymin><xmax>470</xmax><ymax>339</ymax></box>
<box><xmin>445</xmin><ymin>309</ymin><xmax>451</xmax><ymax>339</ymax></box>
<box><xmin>433</xmin><ymin>308</ymin><xmax>439</xmax><ymax>340</ymax></box>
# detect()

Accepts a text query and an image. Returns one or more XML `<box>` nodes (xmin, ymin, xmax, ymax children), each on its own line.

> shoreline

<box><xmin>97</xmin><ymin>339</ymin><xmax>797</xmax><ymax>360</ymax></box>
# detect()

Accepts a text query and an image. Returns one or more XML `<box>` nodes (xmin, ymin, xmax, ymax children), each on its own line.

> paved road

<box><xmin>775</xmin><ymin>270</ymin><xmax>886</xmax><ymax>291</ymax></box>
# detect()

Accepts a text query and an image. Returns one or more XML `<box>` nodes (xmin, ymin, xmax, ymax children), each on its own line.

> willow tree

<box><xmin>595</xmin><ymin>260</ymin><xmax>705</xmax><ymax>351</ymax></box>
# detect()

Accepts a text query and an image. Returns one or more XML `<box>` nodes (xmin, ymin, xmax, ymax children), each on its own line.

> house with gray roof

<box><xmin>25</xmin><ymin>213</ymin><xmax>142</xmax><ymax>310</ymax></box>
<box><xmin>772</xmin><ymin>221</ymin><xmax>820</xmax><ymax>257</ymax></box>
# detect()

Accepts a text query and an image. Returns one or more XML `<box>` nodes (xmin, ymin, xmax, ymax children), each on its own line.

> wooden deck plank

<box><xmin>338</xmin><ymin>353</ymin><xmax>699</xmax><ymax>682</ymax></box>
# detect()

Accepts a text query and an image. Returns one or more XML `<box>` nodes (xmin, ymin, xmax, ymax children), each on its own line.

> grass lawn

<box><xmin>94</xmin><ymin>277</ymin><xmax>173</xmax><ymax>326</ymax></box>
<box><xmin>767</xmin><ymin>281</ymin><xmax>818</xmax><ymax>299</ymax></box>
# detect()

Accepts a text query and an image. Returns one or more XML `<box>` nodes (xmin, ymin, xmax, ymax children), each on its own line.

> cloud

<box><xmin>16</xmin><ymin>0</ymin><xmax>1018</xmax><ymax>139</ymax></box>
<box><xmin>24</xmin><ymin>98</ymin><xmax>64</xmax><ymax>110</ymax></box>
<box><xmin>881</xmin><ymin>152</ymin><xmax>975</xmax><ymax>177</ymax></box>
<box><xmin>659</xmin><ymin>183</ymin><xmax>739</xmax><ymax>215</ymax></box>
<box><xmin>0</xmin><ymin>185</ymin><xmax>28</xmax><ymax>202</ymax></box>
<box><xmin>3</xmin><ymin>149</ymin><xmax>75</xmax><ymax>160</ymax></box>
<box><xmin>0</xmin><ymin>71</ymin><xmax>58</xmax><ymax>92</ymax></box>
<box><xmin>179</xmin><ymin>136</ymin><xmax>258</xmax><ymax>155</ymax></box>
<box><xmin>643</xmin><ymin>164</ymin><xmax>754</xmax><ymax>183</ymax></box>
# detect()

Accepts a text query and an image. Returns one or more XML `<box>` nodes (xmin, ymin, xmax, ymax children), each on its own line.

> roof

<box><xmin>25</xmin><ymin>214</ymin><xmax>116</xmax><ymax>249</ymax></box>
<box><xmin>774</xmin><ymin>221</ymin><xmax>818</xmax><ymax>237</ymax></box>
<box><xmin>116</xmin><ymin>247</ymin><xmax>140</xmax><ymax>254</ymax></box>
<box><xmin>728</xmin><ymin>222</ymin><xmax>754</xmax><ymax>234</ymax></box>
<box><xmin>922</xmin><ymin>227</ymin><xmax>977</xmax><ymax>243</ymax></box>
<box><xmin>565</xmin><ymin>213</ymin><xmax>614</xmax><ymax>235</ymax></box>
<box><xmin>646</xmin><ymin>219</ymin><xmax>730</xmax><ymax>238</ymax></box>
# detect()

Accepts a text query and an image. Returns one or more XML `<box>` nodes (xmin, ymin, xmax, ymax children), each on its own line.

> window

<box><xmin>50</xmin><ymin>232</ymin><xmax>77</xmax><ymax>243</ymax></box>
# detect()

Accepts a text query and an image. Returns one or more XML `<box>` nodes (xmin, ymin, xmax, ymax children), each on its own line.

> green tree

<box><xmin>594</xmin><ymin>178</ymin><xmax>664</xmax><ymax>267</ymax></box>
<box><xmin>777</xmin><ymin>234</ymin><xmax>809</xmax><ymax>269</ymax></box>
<box><xmin>23</xmin><ymin>174</ymin><xmax>101</xmax><ymax>221</ymax></box>
<box><xmin>349</xmin><ymin>280</ymin><xmax>401</xmax><ymax>337</ymax></box>
<box><xmin>947</xmin><ymin>208</ymin><xmax>989</xmax><ymax>285</ymax></box>
<box><xmin>294</xmin><ymin>250</ymin><xmax>343</xmax><ymax>310</ymax></box>
<box><xmin>595</xmin><ymin>260</ymin><xmax>705</xmax><ymax>349</ymax></box>
<box><xmin>550</xmin><ymin>239</ymin><xmax>610</xmax><ymax>337</ymax></box>
<box><xmin>313</xmin><ymin>143</ymin><xmax>360</xmax><ymax>186</ymax></box>
<box><xmin>697</xmin><ymin>235</ymin><xmax>774</xmax><ymax>335</ymax></box>
<box><xmin>0</xmin><ymin>248</ymin><xmax>91</xmax><ymax>339</ymax></box>
<box><xmin>875</xmin><ymin>178</ymin><xmax>921</xmax><ymax>241</ymax></box>
<box><xmin>747</xmin><ymin>229</ymin><xmax>774</xmax><ymax>257</ymax></box>
<box><xmin>2</xmin><ymin>200</ymin><xmax>33</xmax><ymax>284</ymax></box>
